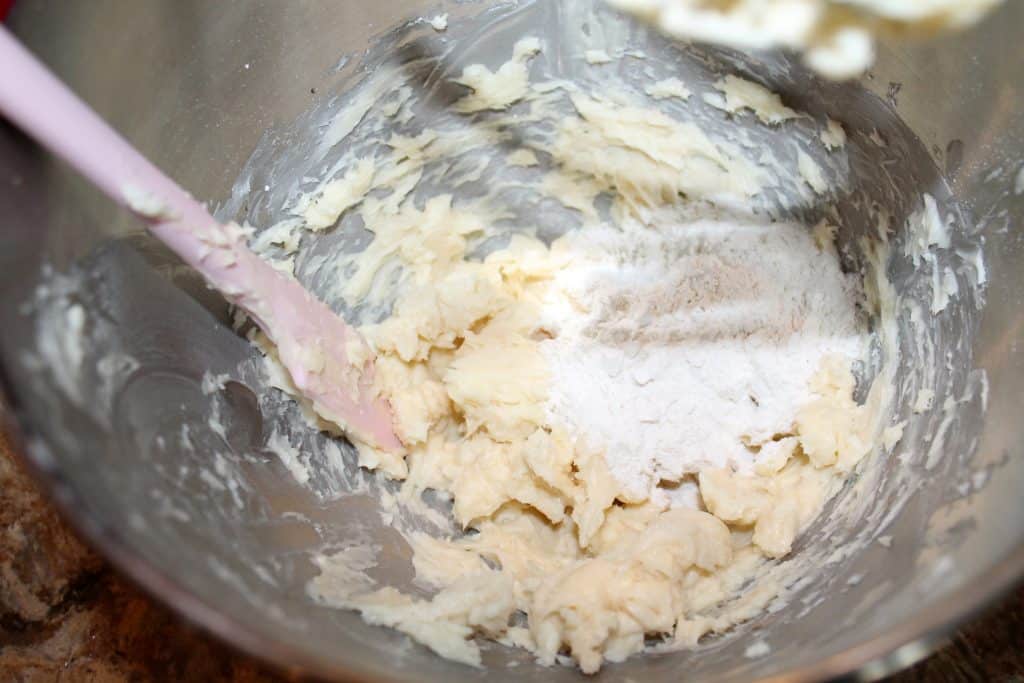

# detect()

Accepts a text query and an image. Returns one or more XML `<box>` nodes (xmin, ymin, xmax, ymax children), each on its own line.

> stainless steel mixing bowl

<box><xmin>1</xmin><ymin>1</ymin><xmax>1023</xmax><ymax>681</ymax></box>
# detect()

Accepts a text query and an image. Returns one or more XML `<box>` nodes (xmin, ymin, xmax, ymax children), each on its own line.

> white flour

<box><xmin>539</xmin><ymin>213</ymin><xmax>865</xmax><ymax>501</ymax></box>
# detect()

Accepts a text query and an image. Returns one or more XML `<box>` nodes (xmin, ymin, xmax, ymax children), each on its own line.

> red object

<box><xmin>0</xmin><ymin>0</ymin><xmax>13</xmax><ymax>22</ymax></box>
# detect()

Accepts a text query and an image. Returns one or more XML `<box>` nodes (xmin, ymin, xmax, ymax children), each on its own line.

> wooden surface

<box><xmin>1</xmin><ymin>429</ymin><xmax>1021</xmax><ymax>682</ymax></box>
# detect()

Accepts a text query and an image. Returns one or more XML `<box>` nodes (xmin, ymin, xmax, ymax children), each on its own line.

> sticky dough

<box><xmin>276</xmin><ymin>39</ymin><xmax>884</xmax><ymax>674</ymax></box>
<box><xmin>609</xmin><ymin>0</ymin><xmax>1002</xmax><ymax>79</ymax></box>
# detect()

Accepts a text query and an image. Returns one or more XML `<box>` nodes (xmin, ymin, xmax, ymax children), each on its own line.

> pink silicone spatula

<box><xmin>0</xmin><ymin>27</ymin><xmax>401</xmax><ymax>451</ymax></box>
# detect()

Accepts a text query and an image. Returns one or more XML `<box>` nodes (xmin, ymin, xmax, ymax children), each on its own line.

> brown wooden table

<box><xmin>1</xmin><ymin>429</ymin><xmax>1020</xmax><ymax>682</ymax></box>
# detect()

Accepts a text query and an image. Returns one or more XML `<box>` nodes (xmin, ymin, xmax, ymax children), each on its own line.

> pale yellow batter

<box><xmin>609</xmin><ymin>0</ymin><xmax>1001</xmax><ymax>79</ymax></box>
<box><xmin>257</xmin><ymin>38</ymin><xmax>890</xmax><ymax>674</ymax></box>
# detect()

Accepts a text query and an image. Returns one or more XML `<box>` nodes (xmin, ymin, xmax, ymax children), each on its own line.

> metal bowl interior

<box><xmin>1</xmin><ymin>1</ymin><xmax>1023</xmax><ymax>681</ymax></box>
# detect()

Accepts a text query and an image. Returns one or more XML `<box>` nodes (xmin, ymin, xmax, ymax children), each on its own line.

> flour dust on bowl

<box><xmin>1</xmin><ymin>1</ymin><xmax>1022</xmax><ymax>681</ymax></box>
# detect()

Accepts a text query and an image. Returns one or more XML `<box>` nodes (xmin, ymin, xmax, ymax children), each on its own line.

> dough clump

<box><xmin>609</xmin><ymin>0</ymin><xmax>1002</xmax><ymax>79</ymax></box>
